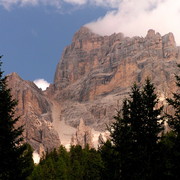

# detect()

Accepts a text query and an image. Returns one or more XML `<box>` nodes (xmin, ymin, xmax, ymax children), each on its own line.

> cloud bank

<box><xmin>0</xmin><ymin>0</ymin><xmax>62</xmax><ymax>9</ymax></box>
<box><xmin>86</xmin><ymin>0</ymin><xmax>180</xmax><ymax>45</ymax></box>
<box><xmin>34</xmin><ymin>79</ymin><xmax>50</xmax><ymax>91</ymax></box>
<box><xmin>0</xmin><ymin>0</ymin><xmax>121</xmax><ymax>9</ymax></box>
<box><xmin>1</xmin><ymin>0</ymin><xmax>180</xmax><ymax>44</ymax></box>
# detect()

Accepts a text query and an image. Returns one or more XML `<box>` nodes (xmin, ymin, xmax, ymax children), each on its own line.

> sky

<box><xmin>0</xmin><ymin>0</ymin><xmax>180</xmax><ymax>90</ymax></box>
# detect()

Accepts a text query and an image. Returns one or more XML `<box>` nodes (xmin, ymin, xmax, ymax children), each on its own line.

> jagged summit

<box><xmin>72</xmin><ymin>26</ymin><xmax>100</xmax><ymax>42</ymax></box>
<box><xmin>7</xmin><ymin>72</ymin><xmax>22</xmax><ymax>80</ymax></box>
<box><xmin>7</xmin><ymin>27</ymin><xmax>180</xmax><ymax>150</ymax></box>
<box><xmin>53</xmin><ymin>28</ymin><xmax>178</xmax><ymax>95</ymax></box>
<box><xmin>77</xmin><ymin>27</ymin><xmax>176</xmax><ymax>46</ymax></box>
<box><xmin>50</xmin><ymin>27</ymin><xmax>180</xmax><ymax>131</ymax></box>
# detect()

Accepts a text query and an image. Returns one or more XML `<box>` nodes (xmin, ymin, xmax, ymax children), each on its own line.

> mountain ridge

<box><xmin>7</xmin><ymin>27</ymin><xmax>180</xmax><ymax>152</ymax></box>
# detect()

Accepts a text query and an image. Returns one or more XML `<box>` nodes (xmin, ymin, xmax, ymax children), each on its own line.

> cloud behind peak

<box><xmin>86</xmin><ymin>0</ymin><xmax>180</xmax><ymax>45</ymax></box>
<box><xmin>1</xmin><ymin>0</ymin><xmax>180</xmax><ymax>44</ymax></box>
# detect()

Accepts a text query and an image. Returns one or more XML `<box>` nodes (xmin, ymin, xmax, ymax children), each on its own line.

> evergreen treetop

<box><xmin>167</xmin><ymin>64</ymin><xmax>180</xmax><ymax>136</ymax></box>
<box><xmin>0</xmin><ymin>57</ymin><xmax>33</xmax><ymax>179</ymax></box>
<box><xmin>110</xmin><ymin>79</ymin><xmax>164</xmax><ymax>179</ymax></box>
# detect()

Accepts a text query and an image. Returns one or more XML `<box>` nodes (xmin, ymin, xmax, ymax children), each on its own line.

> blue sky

<box><xmin>0</xmin><ymin>2</ymin><xmax>108</xmax><ymax>85</ymax></box>
<box><xmin>0</xmin><ymin>0</ymin><xmax>180</xmax><ymax>89</ymax></box>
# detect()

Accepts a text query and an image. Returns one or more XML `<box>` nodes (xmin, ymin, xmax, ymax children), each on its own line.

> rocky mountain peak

<box><xmin>72</xmin><ymin>26</ymin><xmax>100</xmax><ymax>42</ymax></box>
<box><xmin>8</xmin><ymin>72</ymin><xmax>21</xmax><ymax>79</ymax></box>
<box><xmin>50</xmin><ymin>27</ymin><xmax>180</xmax><ymax>132</ymax></box>
<box><xmin>7</xmin><ymin>73</ymin><xmax>60</xmax><ymax>155</ymax></box>
<box><xmin>162</xmin><ymin>32</ymin><xmax>176</xmax><ymax>47</ymax></box>
<box><xmin>7</xmin><ymin>27</ymin><xmax>180</xmax><ymax>150</ymax></box>
<box><xmin>146</xmin><ymin>29</ymin><xmax>156</xmax><ymax>38</ymax></box>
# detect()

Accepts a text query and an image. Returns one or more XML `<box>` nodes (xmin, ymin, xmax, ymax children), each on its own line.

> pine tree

<box><xmin>110</xmin><ymin>79</ymin><xmax>164</xmax><ymax>179</ymax></box>
<box><xmin>99</xmin><ymin>140</ymin><xmax>119</xmax><ymax>180</ymax></box>
<box><xmin>0</xmin><ymin>57</ymin><xmax>33</xmax><ymax>179</ymax></box>
<box><xmin>110</xmin><ymin>84</ymin><xmax>143</xmax><ymax>179</ymax></box>
<box><xmin>142</xmin><ymin>79</ymin><xmax>164</xmax><ymax>144</ymax></box>
<box><xmin>138</xmin><ymin>79</ymin><xmax>164</xmax><ymax>179</ymax></box>
<box><xmin>167</xmin><ymin>64</ymin><xmax>180</xmax><ymax>136</ymax></box>
<box><xmin>166</xmin><ymin>64</ymin><xmax>180</xmax><ymax>179</ymax></box>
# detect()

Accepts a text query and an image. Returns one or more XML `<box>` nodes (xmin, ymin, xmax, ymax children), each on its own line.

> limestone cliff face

<box><xmin>71</xmin><ymin>118</ymin><xmax>93</xmax><ymax>148</ymax></box>
<box><xmin>48</xmin><ymin>27</ymin><xmax>180</xmax><ymax>131</ymax></box>
<box><xmin>53</xmin><ymin>28</ymin><xmax>179</xmax><ymax>101</ymax></box>
<box><xmin>6</xmin><ymin>27</ymin><xmax>180</xmax><ymax>150</ymax></box>
<box><xmin>7</xmin><ymin>73</ymin><xmax>60</xmax><ymax>154</ymax></box>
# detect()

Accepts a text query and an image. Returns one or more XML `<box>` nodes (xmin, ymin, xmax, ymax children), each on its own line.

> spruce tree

<box><xmin>0</xmin><ymin>57</ymin><xmax>33</xmax><ymax>179</ymax></box>
<box><xmin>138</xmin><ymin>79</ymin><xmax>164</xmax><ymax>179</ymax></box>
<box><xmin>110</xmin><ymin>84</ymin><xmax>143</xmax><ymax>179</ymax></box>
<box><xmin>166</xmin><ymin>64</ymin><xmax>180</xmax><ymax>179</ymax></box>
<box><xmin>167</xmin><ymin>64</ymin><xmax>180</xmax><ymax>136</ymax></box>
<box><xmin>110</xmin><ymin>79</ymin><xmax>164</xmax><ymax>179</ymax></box>
<box><xmin>141</xmin><ymin>79</ymin><xmax>164</xmax><ymax>145</ymax></box>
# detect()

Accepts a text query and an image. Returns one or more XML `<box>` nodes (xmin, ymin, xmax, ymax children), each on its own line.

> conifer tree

<box><xmin>167</xmin><ymin>64</ymin><xmax>180</xmax><ymax>136</ymax></box>
<box><xmin>110</xmin><ymin>79</ymin><xmax>164</xmax><ymax>179</ymax></box>
<box><xmin>139</xmin><ymin>79</ymin><xmax>164</xmax><ymax>179</ymax></box>
<box><xmin>166</xmin><ymin>64</ymin><xmax>180</xmax><ymax>179</ymax></box>
<box><xmin>0</xmin><ymin>57</ymin><xmax>33</xmax><ymax>179</ymax></box>
<box><xmin>142</xmin><ymin>79</ymin><xmax>163</xmax><ymax>142</ymax></box>
<box><xmin>110</xmin><ymin>84</ymin><xmax>143</xmax><ymax>179</ymax></box>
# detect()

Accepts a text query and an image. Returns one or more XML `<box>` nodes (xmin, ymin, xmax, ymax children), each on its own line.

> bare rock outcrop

<box><xmin>7</xmin><ymin>73</ymin><xmax>60</xmax><ymax>154</ymax></box>
<box><xmin>71</xmin><ymin>118</ymin><xmax>93</xmax><ymax>148</ymax></box>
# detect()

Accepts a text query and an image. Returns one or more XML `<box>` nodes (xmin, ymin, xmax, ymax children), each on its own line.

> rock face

<box><xmin>7</xmin><ymin>73</ymin><xmax>60</xmax><ymax>154</ymax></box>
<box><xmin>6</xmin><ymin>27</ymin><xmax>180</xmax><ymax>150</ymax></box>
<box><xmin>71</xmin><ymin>118</ymin><xmax>93</xmax><ymax>148</ymax></box>
<box><xmin>47</xmin><ymin>27</ymin><xmax>180</xmax><ymax>131</ymax></box>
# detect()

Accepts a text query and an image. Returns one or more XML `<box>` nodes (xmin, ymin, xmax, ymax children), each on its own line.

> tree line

<box><xmin>0</xmin><ymin>56</ymin><xmax>180</xmax><ymax>179</ymax></box>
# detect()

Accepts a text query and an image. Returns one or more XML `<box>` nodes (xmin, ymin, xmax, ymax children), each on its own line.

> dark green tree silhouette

<box><xmin>167</xmin><ymin>64</ymin><xmax>180</xmax><ymax>136</ymax></box>
<box><xmin>0</xmin><ymin>57</ymin><xmax>33</xmax><ymax>179</ymax></box>
<box><xmin>166</xmin><ymin>64</ymin><xmax>180</xmax><ymax>179</ymax></box>
<box><xmin>99</xmin><ymin>140</ymin><xmax>119</xmax><ymax>180</ymax></box>
<box><xmin>110</xmin><ymin>79</ymin><xmax>164</xmax><ymax>179</ymax></box>
<box><xmin>138</xmin><ymin>79</ymin><xmax>164</xmax><ymax>179</ymax></box>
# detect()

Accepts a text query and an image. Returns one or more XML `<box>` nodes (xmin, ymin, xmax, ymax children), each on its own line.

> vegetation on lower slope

<box><xmin>1</xmin><ymin>55</ymin><xmax>180</xmax><ymax>179</ymax></box>
<box><xmin>28</xmin><ymin>71</ymin><xmax>180</xmax><ymax>180</ymax></box>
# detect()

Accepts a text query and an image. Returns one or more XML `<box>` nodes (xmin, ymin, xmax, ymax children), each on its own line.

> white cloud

<box><xmin>86</xmin><ymin>0</ymin><xmax>180</xmax><ymax>45</ymax></box>
<box><xmin>0</xmin><ymin>0</ymin><xmax>120</xmax><ymax>9</ymax></box>
<box><xmin>64</xmin><ymin>0</ymin><xmax>86</xmax><ymax>5</ymax></box>
<box><xmin>1</xmin><ymin>0</ymin><xmax>180</xmax><ymax>44</ymax></box>
<box><xmin>91</xmin><ymin>0</ymin><xmax>120</xmax><ymax>8</ymax></box>
<box><xmin>0</xmin><ymin>0</ymin><xmax>62</xmax><ymax>10</ymax></box>
<box><xmin>34</xmin><ymin>79</ymin><xmax>50</xmax><ymax>91</ymax></box>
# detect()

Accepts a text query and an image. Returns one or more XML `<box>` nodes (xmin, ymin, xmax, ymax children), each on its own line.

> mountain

<box><xmin>7</xmin><ymin>73</ymin><xmax>60</xmax><ymax>155</ymax></box>
<box><xmin>7</xmin><ymin>27</ymin><xmax>180</xmax><ymax>153</ymax></box>
<box><xmin>47</xmin><ymin>27</ymin><xmax>179</xmax><ymax>129</ymax></box>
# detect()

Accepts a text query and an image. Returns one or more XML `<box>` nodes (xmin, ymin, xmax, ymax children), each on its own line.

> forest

<box><xmin>0</xmin><ymin>56</ymin><xmax>180</xmax><ymax>180</ymax></box>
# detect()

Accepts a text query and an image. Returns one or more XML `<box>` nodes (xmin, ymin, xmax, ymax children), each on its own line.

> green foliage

<box><xmin>29</xmin><ymin>145</ymin><xmax>103</xmax><ymax>180</ymax></box>
<box><xmin>69</xmin><ymin>145</ymin><xmax>103</xmax><ymax>180</ymax></box>
<box><xmin>165</xmin><ymin>64</ymin><xmax>180</xmax><ymax>179</ymax></box>
<box><xmin>98</xmin><ymin>140</ymin><xmax>119</xmax><ymax>180</ymax></box>
<box><xmin>0</xmin><ymin>57</ymin><xmax>34</xmax><ymax>179</ymax></box>
<box><xmin>21</xmin><ymin>143</ymin><xmax>34</xmax><ymax>179</ymax></box>
<box><xmin>110</xmin><ymin>79</ymin><xmax>164</xmax><ymax>179</ymax></box>
<box><xmin>167</xmin><ymin>64</ymin><xmax>180</xmax><ymax>135</ymax></box>
<box><xmin>158</xmin><ymin>132</ymin><xmax>176</xmax><ymax>179</ymax></box>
